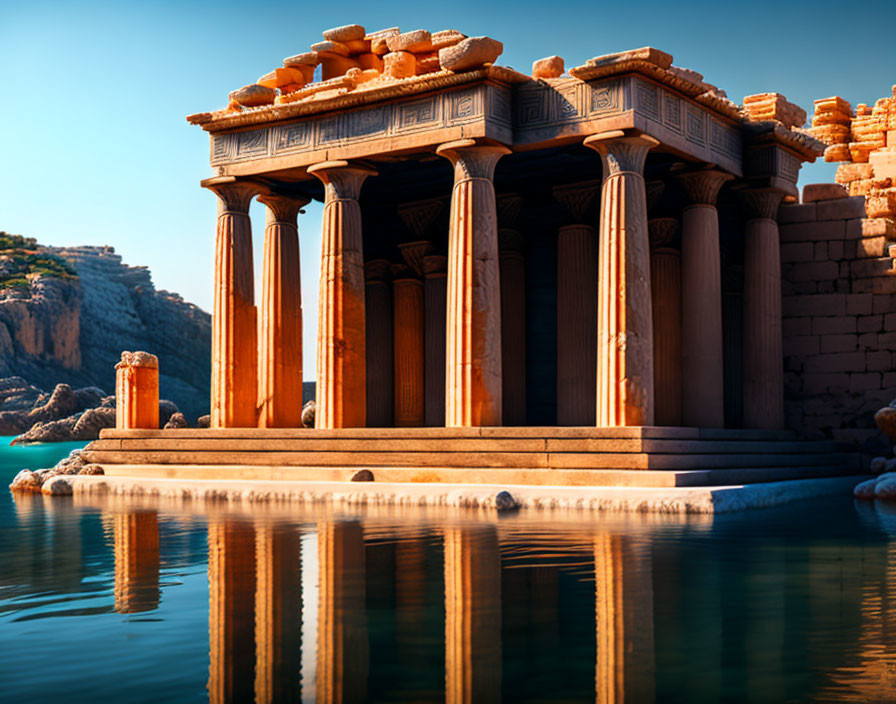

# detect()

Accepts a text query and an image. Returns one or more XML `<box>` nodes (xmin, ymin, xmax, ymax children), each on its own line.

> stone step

<box><xmin>81</xmin><ymin>448</ymin><xmax>854</xmax><ymax>471</ymax></box>
<box><xmin>95</xmin><ymin>463</ymin><xmax>855</xmax><ymax>487</ymax></box>
<box><xmin>90</xmin><ymin>437</ymin><xmax>845</xmax><ymax>455</ymax></box>
<box><xmin>98</xmin><ymin>426</ymin><xmax>799</xmax><ymax>441</ymax></box>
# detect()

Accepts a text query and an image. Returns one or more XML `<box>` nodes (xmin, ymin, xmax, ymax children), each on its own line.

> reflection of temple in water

<box><xmin>100</xmin><ymin>509</ymin><xmax>896</xmax><ymax>703</ymax></box>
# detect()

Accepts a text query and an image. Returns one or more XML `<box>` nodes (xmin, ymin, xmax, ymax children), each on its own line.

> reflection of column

<box><xmin>255</xmin><ymin>524</ymin><xmax>302</xmax><ymax>704</ymax></box>
<box><xmin>392</xmin><ymin>265</ymin><xmax>425</xmax><ymax>427</ymax></box>
<box><xmin>203</xmin><ymin>177</ymin><xmax>261</xmax><ymax>428</ymax></box>
<box><xmin>208</xmin><ymin>521</ymin><xmax>257</xmax><ymax>704</ymax></box>
<box><xmin>584</xmin><ymin>132</ymin><xmax>658</xmax><ymax>427</ymax></box>
<box><xmin>395</xmin><ymin>537</ymin><xmax>428</xmax><ymax>663</ymax></box>
<box><xmin>554</xmin><ymin>181</ymin><xmax>600</xmax><ymax>426</ymax></box>
<box><xmin>365</xmin><ymin>260</ymin><xmax>393</xmax><ymax>427</ymax></box>
<box><xmin>648</xmin><ymin>218</ymin><xmax>682</xmax><ymax>427</ymax></box>
<box><xmin>740</xmin><ymin>189</ymin><xmax>786</xmax><ymax>429</ymax></box>
<box><xmin>437</xmin><ymin>139</ymin><xmax>510</xmax><ymax>427</ymax></box>
<box><xmin>676</xmin><ymin>168</ymin><xmax>733</xmax><ymax>428</ymax></box>
<box><xmin>308</xmin><ymin>160</ymin><xmax>376</xmax><ymax>429</ymax></box>
<box><xmin>594</xmin><ymin>533</ymin><xmax>655</xmax><ymax>704</ymax></box>
<box><xmin>317</xmin><ymin>521</ymin><xmax>368</xmax><ymax>703</ymax></box>
<box><xmin>113</xmin><ymin>510</ymin><xmax>160</xmax><ymax>613</ymax></box>
<box><xmin>444</xmin><ymin>525</ymin><xmax>502</xmax><ymax>704</ymax></box>
<box><xmin>423</xmin><ymin>255</ymin><xmax>448</xmax><ymax>427</ymax></box>
<box><xmin>498</xmin><ymin>194</ymin><xmax>527</xmax><ymax>426</ymax></box>
<box><xmin>257</xmin><ymin>190</ymin><xmax>309</xmax><ymax>428</ymax></box>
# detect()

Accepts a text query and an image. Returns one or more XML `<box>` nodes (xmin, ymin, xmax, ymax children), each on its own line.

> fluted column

<box><xmin>436</xmin><ymin>139</ymin><xmax>510</xmax><ymax>427</ymax></box>
<box><xmin>257</xmin><ymin>190</ymin><xmax>309</xmax><ymax>428</ymax></box>
<box><xmin>392</xmin><ymin>265</ymin><xmax>425</xmax><ymax>427</ymax></box>
<box><xmin>584</xmin><ymin>132</ymin><xmax>658</xmax><ymax>427</ymax></box>
<box><xmin>254</xmin><ymin>523</ymin><xmax>302</xmax><ymax>704</ymax></box>
<box><xmin>554</xmin><ymin>181</ymin><xmax>600</xmax><ymax>426</ymax></box>
<box><xmin>423</xmin><ymin>255</ymin><xmax>448</xmax><ymax>427</ymax></box>
<box><xmin>676</xmin><ymin>168</ymin><xmax>733</xmax><ymax>428</ymax></box>
<box><xmin>113</xmin><ymin>510</ymin><xmax>160</xmax><ymax>614</ymax></box>
<box><xmin>365</xmin><ymin>260</ymin><xmax>393</xmax><ymax>427</ymax></box>
<box><xmin>649</xmin><ymin>217</ymin><xmax>682</xmax><ymax>427</ymax></box>
<box><xmin>317</xmin><ymin>520</ymin><xmax>368</xmax><ymax>704</ymax></box>
<box><xmin>741</xmin><ymin>188</ymin><xmax>786</xmax><ymax>429</ymax></box>
<box><xmin>203</xmin><ymin>177</ymin><xmax>261</xmax><ymax>428</ymax></box>
<box><xmin>208</xmin><ymin>521</ymin><xmax>257</xmax><ymax>704</ymax></box>
<box><xmin>444</xmin><ymin>525</ymin><xmax>502</xmax><ymax>704</ymax></box>
<box><xmin>308</xmin><ymin>160</ymin><xmax>376</xmax><ymax>429</ymax></box>
<box><xmin>498</xmin><ymin>194</ymin><xmax>527</xmax><ymax>426</ymax></box>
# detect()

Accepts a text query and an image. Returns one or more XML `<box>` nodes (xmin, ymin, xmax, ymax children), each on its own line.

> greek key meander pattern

<box><xmin>210</xmin><ymin>76</ymin><xmax>742</xmax><ymax>167</ymax></box>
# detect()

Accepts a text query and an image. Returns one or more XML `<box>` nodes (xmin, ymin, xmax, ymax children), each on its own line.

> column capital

<box><xmin>307</xmin><ymin>160</ymin><xmax>377</xmax><ymax>200</ymax></box>
<box><xmin>422</xmin><ymin>254</ymin><xmax>447</xmax><ymax>278</ymax></box>
<box><xmin>553</xmin><ymin>180</ymin><xmax>601</xmax><ymax>223</ymax></box>
<box><xmin>645</xmin><ymin>180</ymin><xmax>665</xmax><ymax>214</ymax></box>
<box><xmin>675</xmin><ymin>167</ymin><xmax>734</xmax><ymax>207</ymax></box>
<box><xmin>398</xmin><ymin>198</ymin><xmax>445</xmax><ymax>240</ymax></box>
<box><xmin>391</xmin><ymin>262</ymin><xmax>422</xmax><ymax>283</ymax></box>
<box><xmin>496</xmin><ymin>193</ymin><xmax>523</xmax><ymax>228</ymax></box>
<box><xmin>648</xmin><ymin>217</ymin><xmax>680</xmax><ymax>250</ymax></box>
<box><xmin>257</xmin><ymin>189</ymin><xmax>311</xmax><ymax>225</ymax></box>
<box><xmin>738</xmin><ymin>187</ymin><xmax>786</xmax><ymax>221</ymax></box>
<box><xmin>398</xmin><ymin>240</ymin><xmax>433</xmax><ymax>277</ymax></box>
<box><xmin>583</xmin><ymin>130</ymin><xmax>659</xmax><ymax>176</ymax></box>
<box><xmin>436</xmin><ymin>139</ymin><xmax>510</xmax><ymax>181</ymax></box>
<box><xmin>202</xmin><ymin>176</ymin><xmax>262</xmax><ymax>213</ymax></box>
<box><xmin>498</xmin><ymin>228</ymin><xmax>526</xmax><ymax>254</ymax></box>
<box><xmin>364</xmin><ymin>258</ymin><xmax>393</xmax><ymax>284</ymax></box>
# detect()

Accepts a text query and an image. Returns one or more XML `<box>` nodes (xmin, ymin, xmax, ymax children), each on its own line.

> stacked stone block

<box><xmin>780</xmin><ymin>189</ymin><xmax>896</xmax><ymax>451</ymax></box>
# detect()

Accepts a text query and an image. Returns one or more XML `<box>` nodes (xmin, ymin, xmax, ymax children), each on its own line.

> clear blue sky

<box><xmin>2</xmin><ymin>0</ymin><xmax>894</xmax><ymax>377</ymax></box>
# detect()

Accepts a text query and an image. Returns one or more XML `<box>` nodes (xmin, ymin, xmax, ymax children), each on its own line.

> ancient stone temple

<box><xmin>83</xmin><ymin>24</ymin><xmax>865</xmax><ymax>490</ymax></box>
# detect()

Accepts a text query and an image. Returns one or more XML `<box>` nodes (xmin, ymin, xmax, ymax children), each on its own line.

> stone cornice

<box><xmin>188</xmin><ymin>66</ymin><xmax>528</xmax><ymax>133</ymax></box>
<box><xmin>742</xmin><ymin>120</ymin><xmax>825</xmax><ymax>162</ymax></box>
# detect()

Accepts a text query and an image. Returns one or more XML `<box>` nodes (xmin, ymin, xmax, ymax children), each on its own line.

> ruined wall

<box><xmin>780</xmin><ymin>191</ymin><xmax>896</xmax><ymax>454</ymax></box>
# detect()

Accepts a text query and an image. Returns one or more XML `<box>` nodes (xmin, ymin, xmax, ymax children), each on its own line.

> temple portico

<box><xmin>183</xmin><ymin>27</ymin><xmax>827</xmax><ymax>444</ymax></box>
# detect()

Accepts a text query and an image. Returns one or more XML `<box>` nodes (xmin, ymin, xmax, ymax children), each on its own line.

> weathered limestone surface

<box><xmin>115</xmin><ymin>351</ymin><xmax>159</xmax><ymax>430</ymax></box>
<box><xmin>437</xmin><ymin>139</ymin><xmax>509</xmax><ymax>427</ymax></box>
<box><xmin>676</xmin><ymin>168</ymin><xmax>732</xmax><ymax>429</ymax></box>
<box><xmin>584</xmin><ymin>132</ymin><xmax>657</xmax><ymax>427</ymax></box>
<box><xmin>742</xmin><ymin>189</ymin><xmax>785</xmax><ymax>429</ymax></box>
<box><xmin>204</xmin><ymin>178</ymin><xmax>261</xmax><ymax>428</ymax></box>
<box><xmin>257</xmin><ymin>191</ymin><xmax>308</xmax><ymax>428</ymax></box>
<box><xmin>309</xmin><ymin>161</ymin><xmax>376</xmax><ymax>429</ymax></box>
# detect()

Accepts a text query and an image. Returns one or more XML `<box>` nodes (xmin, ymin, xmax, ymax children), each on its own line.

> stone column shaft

<box><xmin>257</xmin><ymin>192</ymin><xmax>308</xmax><ymax>428</ymax></box>
<box><xmin>205</xmin><ymin>178</ymin><xmax>261</xmax><ymax>428</ymax></box>
<box><xmin>309</xmin><ymin>161</ymin><xmax>376</xmax><ymax>429</ymax></box>
<box><xmin>115</xmin><ymin>351</ymin><xmax>159</xmax><ymax>430</ymax></box>
<box><xmin>649</xmin><ymin>217</ymin><xmax>682</xmax><ymax>427</ymax></box>
<box><xmin>557</xmin><ymin>224</ymin><xmax>598</xmax><ymax>425</ymax></box>
<box><xmin>499</xmin><ymin>238</ymin><xmax>527</xmax><ymax>426</ymax></box>
<box><xmin>584</xmin><ymin>132</ymin><xmax>658</xmax><ymax>427</ymax></box>
<box><xmin>677</xmin><ymin>169</ymin><xmax>733</xmax><ymax>428</ymax></box>
<box><xmin>437</xmin><ymin>139</ymin><xmax>509</xmax><ymax>427</ymax></box>
<box><xmin>741</xmin><ymin>190</ymin><xmax>786</xmax><ymax>429</ymax></box>
<box><xmin>365</xmin><ymin>260</ymin><xmax>393</xmax><ymax>427</ymax></box>
<box><xmin>393</xmin><ymin>277</ymin><xmax>425</xmax><ymax>427</ymax></box>
<box><xmin>424</xmin><ymin>258</ymin><xmax>447</xmax><ymax>427</ymax></box>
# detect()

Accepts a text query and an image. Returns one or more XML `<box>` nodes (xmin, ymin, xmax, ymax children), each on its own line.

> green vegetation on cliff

<box><xmin>0</xmin><ymin>232</ymin><xmax>77</xmax><ymax>290</ymax></box>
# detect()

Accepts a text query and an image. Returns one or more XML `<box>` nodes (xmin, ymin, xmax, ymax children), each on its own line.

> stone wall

<box><xmin>780</xmin><ymin>190</ymin><xmax>896</xmax><ymax>454</ymax></box>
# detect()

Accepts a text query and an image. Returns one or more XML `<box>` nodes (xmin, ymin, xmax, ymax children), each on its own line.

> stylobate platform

<box><xmin>83</xmin><ymin>426</ymin><xmax>861</xmax><ymax>489</ymax></box>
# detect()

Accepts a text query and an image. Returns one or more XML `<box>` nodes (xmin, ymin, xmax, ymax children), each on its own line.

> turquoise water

<box><xmin>1</xmin><ymin>439</ymin><xmax>896</xmax><ymax>703</ymax></box>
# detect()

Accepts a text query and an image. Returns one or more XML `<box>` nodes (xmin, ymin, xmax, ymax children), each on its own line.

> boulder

<box><xmin>54</xmin><ymin>449</ymin><xmax>86</xmax><ymax>475</ymax></box>
<box><xmin>876</xmin><ymin>478</ymin><xmax>896</xmax><ymax>499</ymax></box>
<box><xmin>229</xmin><ymin>84</ymin><xmax>276</xmax><ymax>108</ymax></box>
<box><xmin>431</xmin><ymin>30</ymin><xmax>466</xmax><ymax>51</ymax></box>
<box><xmin>854</xmin><ymin>478</ymin><xmax>878</xmax><ymax>499</ymax></box>
<box><xmin>439</xmin><ymin>36</ymin><xmax>503</xmax><ymax>73</ymax></box>
<box><xmin>74</xmin><ymin>386</ymin><xmax>105</xmax><ymax>410</ymax></box>
<box><xmin>351</xmin><ymin>469</ymin><xmax>374</xmax><ymax>482</ymax></box>
<box><xmin>322</xmin><ymin>24</ymin><xmax>366</xmax><ymax>42</ymax></box>
<box><xmin>0</xmin><ymin>410</ymin><xmax>31</xmax><ymax>435</ymax></box>
<box><xmin>386</xmin><ymin>30</ymin><xmax>432</xmax><ymax>54</ymax></box>
<box><xmin>875</xmin><ymin>405</ymin><xmax>896</xmax><ymax>443</ymax></box>
<box><xmin>79</xmin><ymin>464</ymin><xmax>104</xmax><ymax>475</ymax></box>
<box><xmin>9</xmin><ymin>469</ymin><xmax>41</xmax><ymax>492</ymax></box>
<box><xmin>302</xmin><ymin>400</ymin><xmax>316</xmax><ymax>428</ymax></box>
<box><xmin>27</xmin><ymin>383</ymin><xmax>78</xmax><ymax>423</ymax></box>
<box><xmin>42</xmin><ymin>475</ymin><xmax>73</xmax><ymax>496</ymax></box>
<box><xmin>159</xmin><ymin>400</ymin><xmax>179</xmax><ymax>428</ymax></box>
<box><xmin>11</xmin><ymin>417</ymin><xmax>78</xmax><ymax>444</ymax></box>
<box><xmin>495</xmin><ymin>490</ymin><xmax>520</xmax><ymax>512</ymax></box>
<box><xmin>870</xmin><ymin>456</ymin><xmax>888</xmax><ymax>474</ymax></box>
<box><xmin>532</xmin><ymin>56</ymin><xmax>564</xmax><ymax>79</ymax></box>
<box><xmin>197</xmin><ymin>414</ymin><xmax>211</xmax><ymax>428</ymax></box>
<box><xmin>164</xmin><ymin>412</ymin><xmax>188</xmax><ymax>429</ymax></box>
<box><xmin>72</xmin><ymin>407</ymin><xmax>116</xmax><ymax>440</ymax></box>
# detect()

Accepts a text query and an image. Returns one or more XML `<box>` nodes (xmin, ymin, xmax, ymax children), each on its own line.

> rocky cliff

<box><xmin>0</xmin><ymin>235</ymin><xmax>210</xmax><ymax>420</ymax></box>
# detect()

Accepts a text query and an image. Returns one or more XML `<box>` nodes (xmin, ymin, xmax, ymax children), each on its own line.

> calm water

<box><xmin>1</xmin><ymin>440</ymin><xmax>895</xmax><ymax>703</ymax></box>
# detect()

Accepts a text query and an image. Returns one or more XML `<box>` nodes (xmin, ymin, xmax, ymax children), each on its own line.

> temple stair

<box><xmin>83</xmin><ymin>427</ymin><xmax>860</xmax><ymax>488</ymax></box>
